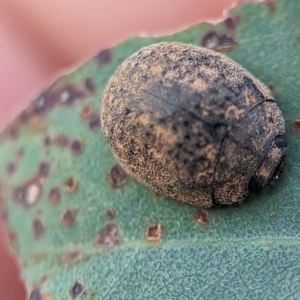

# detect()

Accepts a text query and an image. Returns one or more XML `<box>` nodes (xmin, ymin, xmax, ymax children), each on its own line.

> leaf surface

<box><xmin>1</xmin><ymin>0</ymin><xmax>300</xmax><ymax>299</ymax></box>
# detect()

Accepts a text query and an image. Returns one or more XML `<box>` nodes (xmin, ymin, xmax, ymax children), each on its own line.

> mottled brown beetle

<box><xmin>101</xmin><ymin>42</ymin><xmax>286</xmax><ymax>207</ymax></box>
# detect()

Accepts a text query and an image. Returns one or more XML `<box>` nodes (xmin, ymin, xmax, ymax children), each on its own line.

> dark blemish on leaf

<box><xmin>13</xmin><ymin>179</ymin><xmax>43</xmax><ymax>208</ymax></box>
<box><xmin>201</xmin><ymin>30</ymin><xmax>238</xmax><ymax>51</ymax></box>
<box><xmin>94</xmin><ymin>224</ymin><xmax>121</xmax><ymax>247</ymax></box>
<box><xmin>145</xmin><ymin>223</ymin><xmax>163</xmax><ymax>242</ymax></box>
<box><xmin>267</xmin><ymin>83</ymin><xmax>275</xmax><ymax>90</ymax></box>
<box><xmin>80</xmin><ymin>104</ymin><xmax>93</xmax><ymax>119</ymax></box>
<box><xmin>2</xmin><ymin>126</ymin><xmax>19</xmax><ymax>141</ymax></box>
<box><xmin>48</xmin><ymin>188</ymin><xmax>61</xmax><ymax>205</ymax></box>
<box><xmin>291</xmin><ymin>118</ymin><xmax>300</xmax><ymax>134</ymax></box>
<box><xmin>59</xmin><ymin>249</ymin><xmax>80</xmax><ymax>265</ymax></box>
<box><xmin>70</xmin><ymin>139</ymin><xmax>83</xmax><ymax>156</ymax></box>
<box><xmin>69</xmin><ymin>280</ymin><xmax>85</xmax><ymax>299</ymax></box>
<box><xmin>6</xmin><ymin>162</ymin><xmax>16</xmax><ymax>176</ymax></box>
<box><xmin>8</xmin><ymin>230</ymin><xmax>18</xmax><ymax>250</ymax></box>
<box><xmin>107</xmin><ymin>164</ymin><xmax>127</xmax><ymax>188</ymax></box>
<box><xmin>61</xmin><ymin>208</ymin><xmax>76</xmax><ymax>226</ymax></box>
<box><xmin>43</xmin><ymin>134</ymin><xmax>52</xmax><ymax>147</ymax></box>
<box><xmin>88</xmin><ymin>114</ymin><xmax>101</xmax><ymax>131</ymax></box>
<box><xmin>64</xmin><ymin>176</ymin><xmax>78</xmax><ymax>192</ymax></box>
<box><xmin>223</xmin><ymin>17</ymin><xmax>235</xmax><ymax>31</ymax></box>
<box><xmin>223</xmin><ymin>15</ymin><xmax>241</xmax><ymax>31</ymax></box>
<box><xmin>85</xmin><ymin>77</ymin><xmax>95</xmax><ymax>92</ymax></box>
<box><xmin>16</xmin><ymin>148</ymin><xmax>24</xmax><ymax>159</ymax></box>
<box><xmin>38</xmin><ymin>162</ymin><xmax>50</xmax><ymax>178</ymax></box>
<box><xmin>29</xmin><ymin>288</ymin><xmax>41</xmax><ymax>300</ymax></box>
<box><xmin>55</xmin><ymin>133</ymin><xmax>70</xmax><ymax>148</ymax></box>
<box><xmin>194</xmin><ymin>209</ymin><xmax>210</xmax><ymax>225</ymax></box>
<box><xmin>265</xmin><ymin>0</ymin><xmax>276</xmax><ymax>13</ymax></box>
<box><xmin>32</xmin><ymin>217</ymin><xmax>45</xmax><ymax>239</ymax></box>
<box><xmin>59</xmin><ymin>85</ymin><xmax>85</xmax><ymax>105</ymax></box>
<box><xmin>94</xmin><ymin>48</ymin><xmax>112</xmax><ymax>65</ymax></box>
<box><xmin>106</xmin><ymin>208</ymin><xmax>115</xmax><ymax>220</ymax></box>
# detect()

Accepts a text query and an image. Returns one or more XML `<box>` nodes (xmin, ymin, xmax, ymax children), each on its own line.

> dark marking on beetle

<box><xmin>85</xmin><ymin>77</ymin><xmax>95</xmax><ymax>92</ymax></box>
<box><xmin>265</xmin><ymin>0</ymin><xmax>276</xmax><ymax>13</ymax></box>
<box><xmin>6</xmin><ymin>162</ymin><xmax>16</xmax><ymax>176</ymax></box>
<box><xmin>201</xmin><ymin>30</ymin><xmax>238</xmax><ymax>51</ymax></box>
<box><xmin>80</xmin><ymin>104</ymin><xmax>93</xmax><ymax>119</ymax></box>
<box><xmin>107</xmin><ymin>164</ymin><xmax>127</xmax><ymax>188</ymax></box>
<box><xmin>145</xmin><ymin>223</ymin><xmax>163</xmax><ymax>242</ymax></box>
<box><xmin>59</xmin><ymin>249</ymin><xmax>80</xmax><ymax>265</ymax></box>
<box><xmin>48</xmin><ymin>188</ymin><xmax>61</xmax><ymax>205</ymax></box>
<box><xmin>94</xmin><ymin>48</ymin><xmax>112</xmax><ymax>65</ymax></box>
<box><xmin>106</xmin><ymin>208</ymin><xmax>115</xmax><ymax>220</ymax></box>
<box><xmin>70</xmin><ymin>139</ymin><xmax>83</xmax><ymax>156</ymax></box>
<box><xmin>88</xmin><ymin>114</ymin><xmax>101</xmax><ymax>131</ymax></box>
<box><xmin>194</xmin><ymin>209</ymin><xmax>210</xmax><ymax>225</ymax></box>
<box><xmin>38</xmin><ymin>162</ymin><xmax>50</xmax><ymax>178</ymax></box>
<box><xmin>61</xmin><ymin>208</ymin><xmax>76</xmax><ymax>226</ymax></box>
<box><xmin>69</xmin><ymin>280</ymin><xmax>85</xmax><ymax>299</ymax></box>
<box><xmin>291</xmin><ymin>118</ymin><xmax>300</xmax><ymax>134</ymax></box>
<box><xmin>63</xmin><ymin>176</ymin><xmax>77</xmax><ymax>192</ymax></box>
<box><xmin>94</xmin><ymin>224</ymin><xmax>121</xmax><ymax>247</ymax></box>
<box><xmin>32</xmin><ymin>217</ymin><xmax>45</xmax><ymax>239</ymax></box>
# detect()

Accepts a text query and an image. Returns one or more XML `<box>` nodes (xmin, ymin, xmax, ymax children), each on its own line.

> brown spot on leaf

<box><xmin>80</xmin><ymin>104</ymin><xmax>93</xmax><ymax>119</ymax></box>
<box><xmin>88</xmin><ymin>114</ymin><xmax>101</xmax><ymax>131</ymax></box>
<box><xmin>201</xmin><ymin>30</ymin><xmax>238</xmax><ymax>51</ymax></box>
<box><xmin>94</xmin><ymin>48</ymin><xmax>112</xmax><ymax>65</ymax></box>
<box><xmin>32</xmin><ymin>217</ymin><xmax>45</xmax><ymax>239</ymax></box>
<box><xmin>85</xmin><ymin>77</ymin><xmax>95</xmax><ymax>92</ymax></box>
<box><xmin>223</xmin><ymin>17</ymin><xmax>237</xmax><ymax>31</ymax></box>
<box><xmin>59</xmin><ymin>85</ymin><xmax>86</xmax><ymax>106</ymax></box>
<box><xmin>94</xmin><ymin>224</ymin><xmax>121</xmax><ymax>247</ymax></box>
<box><xmin>13</xmin><ymin>178</ymin><xmax>43</xmax><ymax>209</ymax></box>
<box><xmin>267</xmin><ymin>83</ymin><xmax>275</xmax><ymax>90</ymax></box>
<box><xmin>64</xmin><ymin>176</ymin><xmax>78</xmax><ymax>192</ymax></box>
<box><xmin>48</xmin><ymin>188</ymin><xmax>61</xmax><ymax>205</ymax></box>
<box><xmin>43</xmin><ymin>134</ymin><xmax>52</xmax><ymax>147</ymax></box>
<box><xmin>194</xmin><ymin>209</ymin><xmax>210</xmax><ymax>225</ymax></box>
<box><xmin>55</xmin><ymin>134</ymin><xmax>70</xmax><ymax>148</ymax></box>
<box><xmin>61</xmin><ymin>208</ymin><xmax>76</xmax><ymax>226</ymax></box>
<box><xmin>106</xmin><ymin>208</ymin><xmax>115</xmax><ymax>220</ymax></box>
<box><xmin>265</xmin><ymin>0</ymin><xmax>276</xmax><ymax>13</ymax></box>
<box><xmin>70</xmin><ymin>139</ymin><xmax>83</xmax><ymax>156</ymax></box>
<box><xmin>8</xmin><ymin>230</ymin><xmax>18</xmax><ymax>250</ymax></box>
<box><xmin>59</xmin><ymin>250</ymin><xmax>80</xmax><ymax>265</ymax></box>
<box><xmin>291</xmin><ymin>118</ymin><xmax>300</xmax><ymax>134</ymax></box>
<box><xmin>223</xmin><ymin>16</ymin><xmax>241</xmax><ymax>31</ymax></box>
<box><xmin>38</xmin><ymin>162</ymin><xmax>50</xmax><ymax>178</ymax></box>
<box><xmin>69</xmin><ymin>281</ymin><xmax>85</xmax><ymax>299</ymax></box>
<box><xmin>29</xmin><ymin>288</ymin><xmax>41</xmax><ymax>300</ymax></box>
<box><xmin>145</xmin><ymin>223</ymin><xmax>163</xmax><ymax>242</ymax></box>
<box><xmin>6</xmin><ymin>162</ymin><xmax>16</xmax><ymax>176</ymax></box>
<box><xmin>107</xmin><ymin>164</ymin><xmax>127</xmax><ymax>188</ymax></box>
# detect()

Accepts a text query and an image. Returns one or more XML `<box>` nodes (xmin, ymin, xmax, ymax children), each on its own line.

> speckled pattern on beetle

<box><xmin>101</xmin><ymin>42</ymin><xmax>287</xmax><ymax>207</ymax></box>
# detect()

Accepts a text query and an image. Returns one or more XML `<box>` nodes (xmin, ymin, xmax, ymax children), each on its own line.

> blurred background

<box><xmin>0</xmin><ymin>0</ymin><xmax>234</xmax><ymax>298</ymax></box>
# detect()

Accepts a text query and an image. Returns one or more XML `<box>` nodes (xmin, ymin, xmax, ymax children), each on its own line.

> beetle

<box><xmin>101</xmin><ymin>42</ymin><xmax>286</xmax><ymax>207</ymax></box>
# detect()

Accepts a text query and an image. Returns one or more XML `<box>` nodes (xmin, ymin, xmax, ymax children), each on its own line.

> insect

<box><xmin>101</xmin><ymin>42</ymin><xmax>287</xmax><ymax>207</ymax></box>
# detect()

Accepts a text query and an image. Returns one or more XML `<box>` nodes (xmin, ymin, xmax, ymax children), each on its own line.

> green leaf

<box><xmin>1</xmin><ymin>0</ymin><xmax>300</xmax><ymax>298</ymax></box>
